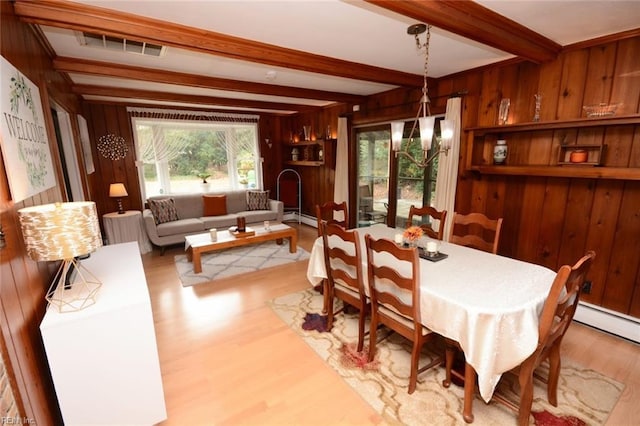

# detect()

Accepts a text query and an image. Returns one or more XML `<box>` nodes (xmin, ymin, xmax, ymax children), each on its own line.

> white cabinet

<box><xmin>40</xmin><ymin>242</ymin><xmax>166</xmax><ymax>425</ymax></box>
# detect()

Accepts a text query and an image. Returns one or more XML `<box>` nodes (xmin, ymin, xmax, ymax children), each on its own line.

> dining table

<box><xmin>306</xmin><ymin>223</ymin><xmax>557</xmax><ymax>422</ymax></box>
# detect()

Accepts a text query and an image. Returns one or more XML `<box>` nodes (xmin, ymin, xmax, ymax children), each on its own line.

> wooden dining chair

<box><xmin>321</xmin><ymin>222</ymin><xmax>368</xmax><ymax>351</ymax></box>
<box><xmin>315</xmin><ymin>201</ymin><xmax>348</xmax><ymax>236</ymax></box>
<box><xmin>449</xmin><ymin>212</ymin><xmax>503</xmax><ymax>254</ymax></box>
<box><xmin>443</xmin><ymin>250</ymin><xmax>596</xmax><ymax>426</ymax></box>
<box><xmin>364</xmin><ymin>234</ymin><xmax>442</xmax><ymax>394</ymax></box>
<box><xmin>405</xmin><ymin>205</ymin><xmax>447</xmax><ymax>240</ymax></box>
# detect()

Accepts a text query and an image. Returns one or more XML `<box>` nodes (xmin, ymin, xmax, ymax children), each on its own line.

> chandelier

<box><xmin>391</xmin><ymin>24</ymin><xmax>454</xmax><ymax>168</ymax></box>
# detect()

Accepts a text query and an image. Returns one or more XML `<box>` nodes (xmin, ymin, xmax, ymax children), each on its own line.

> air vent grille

<box><xmin>76</xmin><ymin>32</ymin><xmax>166</xmax><ymax>57</ymax></box>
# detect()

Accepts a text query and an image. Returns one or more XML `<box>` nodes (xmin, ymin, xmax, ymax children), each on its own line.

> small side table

<box><xmin>103</xmin><ymin>210</ymin><xmax>152</xmax><ymax>254</ymax></box>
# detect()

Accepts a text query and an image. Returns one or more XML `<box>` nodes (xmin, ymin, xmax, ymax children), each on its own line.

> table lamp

<box><xmin>109</xmin><ymin>183</ymin><xmax>128</xmax><ymax>214</ymax></box>
<box><xmin>18</xmin><ymin>201</ymin><xmax>103</xmax><ymax>313</ymax></box>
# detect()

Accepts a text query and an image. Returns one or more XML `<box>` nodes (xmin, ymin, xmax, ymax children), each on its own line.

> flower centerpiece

<box><xmin>403</xmin><ymin>226</ymin><xmax>424</xmax><ymax>248</ymax></box>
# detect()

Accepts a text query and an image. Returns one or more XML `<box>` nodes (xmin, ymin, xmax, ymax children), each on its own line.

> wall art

<box><xmin>0</xmin><ymin>55</ymin><xmax>56</xmax><ymax>202</ymax></box>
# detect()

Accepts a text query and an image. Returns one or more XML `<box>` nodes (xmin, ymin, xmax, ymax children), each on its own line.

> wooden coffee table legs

<box><xmin>186</xmin><ymin>246</ymin><xmax>204</xmax><ymax>274</ymax></box>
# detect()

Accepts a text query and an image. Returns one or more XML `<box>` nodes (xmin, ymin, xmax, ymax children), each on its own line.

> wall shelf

<box><xmin>465</xmin><ymin>114</ymin><xmax>640</xmax><ymax>180</ymax></box>
<box><xmin>469</xmin><ymin>165</ymin><xmax>640</xmax><ymax>180</ymax></box>
<box><xmin>466</xmin><ymin>114</ymin><xmax>640</xmax><ymax>136</ymax></box>
<box><xmin>285</xmin><ymin>139</ymin><xmax>328</xmax><ymax>167</ymax></box>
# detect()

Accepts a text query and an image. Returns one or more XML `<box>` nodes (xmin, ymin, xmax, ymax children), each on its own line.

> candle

<box><xmin>426</xmin><ymin>241</ymin><xmax>438</xmax><ymax>253</ymax></box>
<box><xmin>394</xmin><ymin>233</ymin><xmax>403</xmax><ymax>244</ymax></box>
<box><xmin>210</xmin><ymin>228</ymin><xmax>217</xmax><ymax>241</ymax></box>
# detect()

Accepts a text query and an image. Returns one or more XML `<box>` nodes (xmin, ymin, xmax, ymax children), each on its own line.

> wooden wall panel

<box><xmin>436</xmin><ymin>36</ymin><xmax>640</xmax><ymax>317</ymax></box>
<box><xmin>611</xmin><ymin>37</ymin><xmax>640</xmax><ymax>115</ymax></box>
<box><xmin>602</xmin><ymin>182</ymin><xmax>640</xmax><ymax>312</ymax></box>
<box><xmin>583</xmin><ymin>180</ymin><xmax>624</xmax><ymax>305</ymax></box>
<box><xmin>0</xmin><ymin>2</ymin><xmax>73</xmax><ymax>423</ymax></box>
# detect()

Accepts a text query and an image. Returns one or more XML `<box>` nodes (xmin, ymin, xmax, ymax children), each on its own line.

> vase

<box><xmin>493</xmin><ymin>139</ymin><xmax>507</xmax><ymax>164</ymax></box>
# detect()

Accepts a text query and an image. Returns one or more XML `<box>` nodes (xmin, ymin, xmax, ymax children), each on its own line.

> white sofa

<box><xmin>143</xmin><ymin>190</ymin><xmax>283</xmax><ymax>253</ymax></box>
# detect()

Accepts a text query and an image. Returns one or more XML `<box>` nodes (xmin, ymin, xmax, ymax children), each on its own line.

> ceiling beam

<box><xmin>365</xmin><ymin>0</ymin><xmax>561</xmax><ymax>63</ymax></box>
<box><xmin>72</xmin><ymin>85</ymin><xmax>319</xmax><ymax>113</ymax></box>
<box><xmin>14</xmin><ymin>0</ymin><xmax>423</xmax><ymax>87</ymax></box>
<box><xmin>54</xmin><ymin>57</ymin><xmax>365</xmax><ymax>104</ymax></box>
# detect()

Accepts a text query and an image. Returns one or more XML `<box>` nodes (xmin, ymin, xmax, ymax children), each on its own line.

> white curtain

<box><xmin>434</xmin><ymin>97</ymin><xmax>462</xmax><ymax>241</ymax></box>
<box><xmin>333</xmin><ymin>117</ymin><xmax>349</xmax><ymax>221</ymax></box>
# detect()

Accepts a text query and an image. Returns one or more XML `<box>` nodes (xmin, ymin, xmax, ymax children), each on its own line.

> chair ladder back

<box><xmin>406</xmin><ymin>205</ymin><xmax>447</xmax><ymax>240</ymax></box>
<box><xmin>538</xmin><ymin>251</ymin><xmax>595</xmax><ymax>346</ymax></box>
<box><xmin>316</xmin><ymin>201</ymin><xmax>348</xmax><ymax>236</ymax></box>
<box><xmin>365</xmin><ymin>235</ymin><xmax>420</xmax><ymax>320</ymax></box>
<box><xmin>321</xmin><ymin>222</ymin><xmax>363</xmax><ymax>293</ymax></box>
<box><xmin>449</xmin><ymin>212</ymin><xmax>503</xmax><ymax>254</ymax></box>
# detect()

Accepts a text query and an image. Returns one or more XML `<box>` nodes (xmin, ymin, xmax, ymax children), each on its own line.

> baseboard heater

<box><xmin>574</xmin><ymin>301</ymin><xmax>640</xmax><ymax>344</ymax></box>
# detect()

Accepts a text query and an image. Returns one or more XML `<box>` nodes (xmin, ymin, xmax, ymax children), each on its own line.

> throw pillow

<box><xmin>203</xmin><ymin>194</ymin><xmax>227</xmax><ymax>216</ymax></box>
<box><xmin>247</xmin><ymin>190</ymin><xmax>270</xmax><ymax>211</ymax></box>
<box><xmin>148</xmin><ymin>198</ymin><xmax>179</xmax><ymax>225</ymax></box>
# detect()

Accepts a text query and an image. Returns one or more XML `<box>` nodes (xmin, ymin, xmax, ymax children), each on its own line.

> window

<box><xmin>130</xmin><ymin>111</ymin><xmax>261</xmax><ymax>198</ymax></box>
<box><xmin>355</xmin><ymin>116</ymin><xmax>445</xmax><ymax>227</ymax></box>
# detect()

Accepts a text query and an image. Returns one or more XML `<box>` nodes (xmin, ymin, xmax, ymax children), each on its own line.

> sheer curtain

<box><xmin>434</xmin><ymin>97</ymin><xmax>462</xmax><ymax>241</ymax></box>
<box><xmin>333</xmin><ymin>117</ymin><xmax>349</xmax><ymax>221</ymax></box>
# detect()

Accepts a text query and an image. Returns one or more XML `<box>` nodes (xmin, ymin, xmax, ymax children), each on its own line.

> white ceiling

<box><xmin>38</xmin><ymin>0</ymin><xmax>640</xmax><ymax>114</ymax></box>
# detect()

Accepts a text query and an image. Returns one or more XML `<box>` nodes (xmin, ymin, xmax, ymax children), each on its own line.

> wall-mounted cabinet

<box><xmin>284</xmin><ymin>140</ymin><xmax>328</xmax><ymax>166</ymax></box>
<box><xmin>464</xmin><ymin>115</ymin><xmax>640</xmax><ymax>180</ymax></box>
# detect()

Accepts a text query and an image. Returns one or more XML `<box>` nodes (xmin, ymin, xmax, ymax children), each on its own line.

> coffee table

<box><xmin>184</xmin><ymin>223</ymin><xmax>298</xmax><ymax>273</ymax></box>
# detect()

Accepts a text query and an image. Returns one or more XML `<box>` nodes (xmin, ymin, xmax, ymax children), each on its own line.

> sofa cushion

<box><xmin>148</xmin><ymin>198</ymin><xmax>179</xmax><ymax>224</ymax></box>
<box><xmin>225</xmin><ymin>190</ymin><xmax>248</xmax><ymax>213</ymax></box>
<box><xmin>201</xmin><ymin>214</ymin><xmax>238</xmax><ymax>230</ymax></box>
<box><xmin>203</xmin><ymin>194</ymin><xmax>227</xmax><ymax>216</ymax></box>
<box><xmin>156</xmin><ymin>218</ymin><xmax>204</xmax><ymax>237</ymax></box>
<box><xmin>247</xmin><ymin>190</ymin><xmax>270</xmax><ymax>210</ymax></box>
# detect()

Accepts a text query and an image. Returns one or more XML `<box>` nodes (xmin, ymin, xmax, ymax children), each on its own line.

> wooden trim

<box><xmin>73</xmin><ymin>85</ymin><xmax>318</xmax><ymax>113</ymax></box>
<box><xmin>54</xmin><ymin>57</ymin><xmax>365</xmax><ymax>104</ymax></box>
<box><xmin>466</xmin><ymin>115</ymin><xmax>640</xmax><ymax>136</ymax></box>
<box><xmin>469</xmin><ymin>165</ymin><xmax>640</xmax><ymax>180</ymax></box>
<box><xmin>365</xmin><ymin>0</ymin><xmax>561</xmax><ymax>63</ymax></box>
<box><xmin>564</xmin><ymin>27</ymin><xmax>640</xmax><ymax>52</ymax></box>
<box><xmin>14</xmin><ymin>0</ymin><xmax>422</xmax><ymax>87</ymax></box>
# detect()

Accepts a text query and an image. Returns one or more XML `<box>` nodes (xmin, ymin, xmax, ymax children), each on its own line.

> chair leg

<box><xmin>443</xmin><ymin>339</ymin><xmax>456</xmax><ymax>388</ymax></box>
<box><xmin>321</xmin><ymin>279</ymin><xmax>329</xmax><ymax>314</ymax></box>
<box><xmin>517</xmin><ymin>366</ymin><xmax>535</xmax><ymax>426</ymax></box>
<box><xmin>356</xmin><ymin>304</ymin><xmax>367</xmax><ymax>352</ymax></box>
<box><xmin>547</xmin><ymin>345</ymin><xmax>562</xmax><ymax>406</ymax></box>
<box><xmin>408</xmin><ymin>340</ymin><xmax>424</xmax><ymax>394</ymax></box>
<box><xmin>462</xmin><ymin>362</ymin><xmax>476</xmax><ymax>424</ymax></box>
<box><xmin>368</xmin><ymin>312</ymin><xmax>378</xmax><ymax>362</ymax></box>
<box><xmin>326</xmin><ymin>284</ymin><xmax>335</xmax><ymax>331</ymax></box>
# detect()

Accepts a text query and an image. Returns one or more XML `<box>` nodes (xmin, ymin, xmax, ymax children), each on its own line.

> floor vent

<box><xmin>75</xmin><ymin>31</ymin><xmax>166</xmax><ymax>57</ymax></box>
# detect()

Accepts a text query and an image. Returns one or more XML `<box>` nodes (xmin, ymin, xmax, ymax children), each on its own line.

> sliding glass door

<box><xmin>355</xmin><ymin>117</ymin><xmax>444</xmax><ymax>228</ymax></box>
<box><xmin>355</xmin><ymin>125</ymin><xmax>390</xmax><ymax>227</ymax></box>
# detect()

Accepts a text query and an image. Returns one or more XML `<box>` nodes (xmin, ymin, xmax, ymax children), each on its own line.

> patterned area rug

<box><xmin>174</xmin><ymin>242</ymin><xmax>309</xmax><ymax>286</ymax></box>
<box><xmin>268</xmin><ymin>289</ymin><xmax>624</xmax><ymax>426</ymax></box>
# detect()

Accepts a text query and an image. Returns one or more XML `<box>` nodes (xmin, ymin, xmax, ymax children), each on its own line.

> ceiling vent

<box><xmin>75</xmin><ymin>31</ymin><xmax>166</xmax><ymax>57</ymax></box>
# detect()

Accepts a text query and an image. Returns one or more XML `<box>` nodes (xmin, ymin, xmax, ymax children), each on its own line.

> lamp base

<box><xmin>47</xmin><ymin>258</ymin><xmax>102</xmax><ymax>313</ymax></box>
<box><xmin>116</xmin><ymin>198</ymin><xmax>125</xmax><ymax>214</ymax></box>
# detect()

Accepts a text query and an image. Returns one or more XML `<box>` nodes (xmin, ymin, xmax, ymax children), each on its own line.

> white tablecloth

<box><xmin>103</xmin><ymin>210</ymin><xmax>152</xmax><ymax>254</ymax></box>
<box><xmin>307</xmin><ymin>224</ymin><xmax>556</xmax><ymax>402</ymax></box>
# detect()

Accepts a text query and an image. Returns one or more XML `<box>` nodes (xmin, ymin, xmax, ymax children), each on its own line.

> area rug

<box><xmin>174</xmin><ymin>242</ymin><xmax>309</xmax><ymax>286</ymax></box>
<box><xmin>268</xmin><ymin>289</ymin><xmax>624</xmax><ymax>426</ymax></box>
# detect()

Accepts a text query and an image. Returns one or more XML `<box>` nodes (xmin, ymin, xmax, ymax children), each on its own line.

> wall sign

<box><xmin>0</xmin><ymin>55</ymin><xmax>56</xmax><ymax>202</ymax></box>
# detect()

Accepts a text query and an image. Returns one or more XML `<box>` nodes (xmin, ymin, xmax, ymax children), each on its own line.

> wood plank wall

<box><xmin>0</xmin><ymin>2</ymin><xmax>77</xmax><ymax>423</ymax></box>
<box><xmin>437</xmin><ymin>36</ymin><xmax>640</xmax><ymax>317</ymax></box>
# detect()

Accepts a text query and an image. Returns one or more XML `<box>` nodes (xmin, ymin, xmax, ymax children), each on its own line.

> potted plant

<box><xmin>196</xmin><ymin>172</ymin><xmax>211</xmax><ymax>183</ymax></box>
<box><xmin>195</xmin><ymin>171</ymin><xmax>212</xmax><ymax>192</ymax></box>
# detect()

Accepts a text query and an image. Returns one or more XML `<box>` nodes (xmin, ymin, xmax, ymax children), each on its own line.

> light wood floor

<box><xmin>142</xmin><ymin>223</ymin><xmax>639</xmax><ymax>425</ymax></box>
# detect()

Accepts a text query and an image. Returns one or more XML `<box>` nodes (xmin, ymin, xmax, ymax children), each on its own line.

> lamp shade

<box><xmin>418</xmin><ymin>116</ymin><xmax>435</xmax><ymax>150</ymax></box>
<box><xmin>109</xmin><ymin>183</ymin><xmax>128</xmax><ymax>198</ymax></box>
<box><xmin>440</xmin><ymin>119</ymin><xmax>455</xmax><ymax>149</ymax></box>
<box><xmin>390</xmin><ymin>121</ymin><xmax>405</xmax><ymax>151</ymax></box>
<box><xmin>18</xmin><ymin>202</ymin><xmax>102</xmax><ymax>262</ymax></box>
